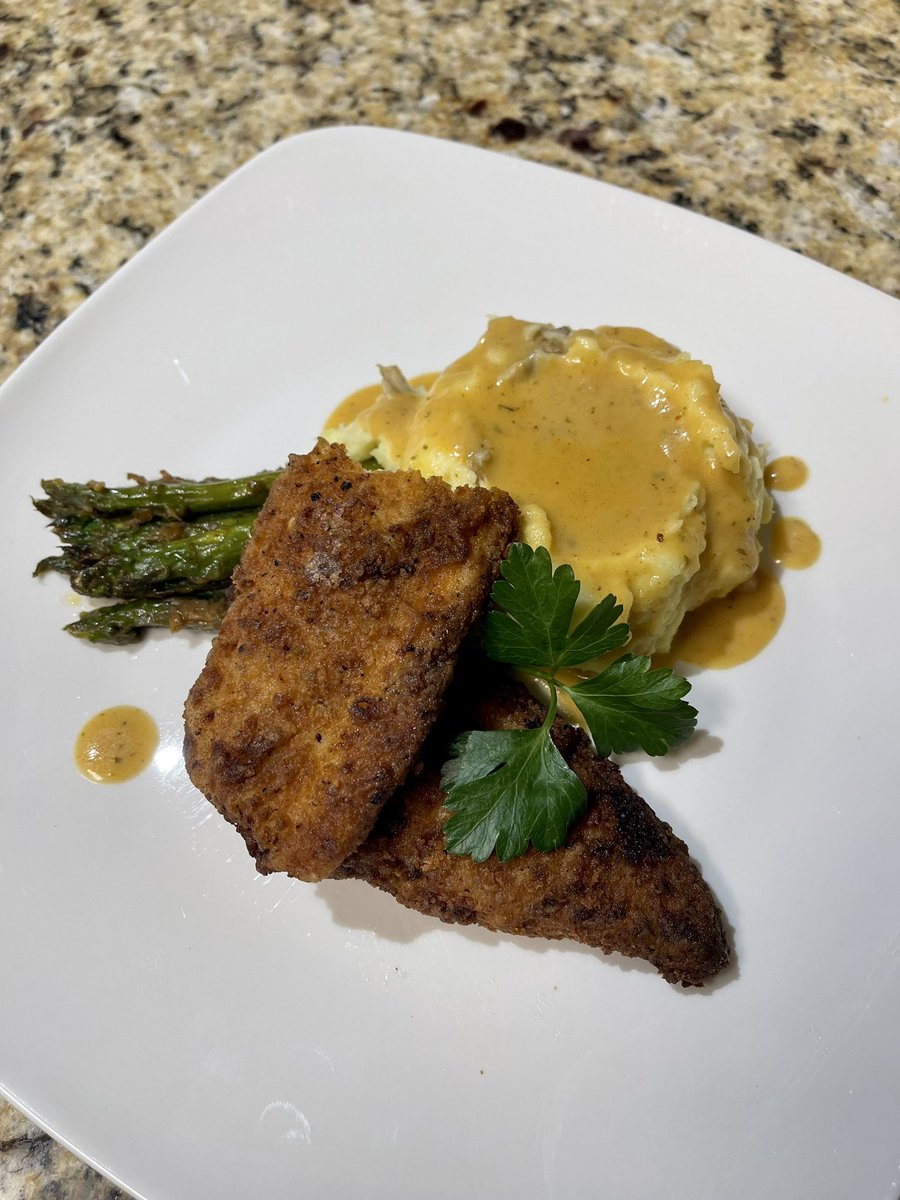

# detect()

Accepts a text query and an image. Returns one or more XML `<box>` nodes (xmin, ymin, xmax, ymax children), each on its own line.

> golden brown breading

<box><xmin>183</xmin><ymin>441</ymin><xmax>519</xmax><ymax>882</ymax></box>
<box><xmin>338</xmin><ymin>678</ymin><xmax>730</xmax><ymax>986</ymax></box>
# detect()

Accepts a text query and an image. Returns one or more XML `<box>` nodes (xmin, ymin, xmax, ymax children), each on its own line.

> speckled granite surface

<box><xmin>1</xmin><ymin>0</ymin><xmax>897</xmax><ymax>1195</ymax></box>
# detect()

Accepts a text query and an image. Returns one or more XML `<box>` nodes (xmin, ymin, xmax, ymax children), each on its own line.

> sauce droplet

<box><xmin>770</xmin><ymin>517</ymin><xmax>821</xmax><ymax>569</ymax></box>
<box><xmin>661</xmin><ymin>568</ymin><xmax>786</xmax><ymax>670</ymax></box>
<box><xmin>75</xmin><ymin>706</ymin><xmax>159</xmax><ymax>783</ymax></box>
<box><xmin>326</xmin><ymin>373</ymin><xmax>439</xmax><ymax>428</ymax></box>
<box><xmin>764</xmin><ymin>456</ymin><xmax>809</xmax><ymax>491</ymax></box>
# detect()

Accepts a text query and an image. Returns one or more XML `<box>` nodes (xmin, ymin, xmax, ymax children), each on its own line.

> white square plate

<box><xmin>2</xmin><ymin>127</ymin><xmax>899</xmax><ymax>1200</ymax></box>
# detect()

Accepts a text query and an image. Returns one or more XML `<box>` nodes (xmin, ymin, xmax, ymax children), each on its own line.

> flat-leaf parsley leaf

<box><xmin>442</xmin><ymin>544</ymin><xmax>697</xmax><ymax>861</ymax></box>
<box><xmin>562</xmin><ymin>656</ymin><xmax>696</xmax><ymax>757</ymax></box>
<box><xmin>441</xmin><ymin>723</ymin><xmax>586</xmax><ymax>863</ymax></box>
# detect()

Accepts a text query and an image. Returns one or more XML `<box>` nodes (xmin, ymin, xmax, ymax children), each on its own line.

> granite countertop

<box><xmin>1</xmin><ymin>0</ymin><xmax>897</xmax><ymax>1195</ymax></box>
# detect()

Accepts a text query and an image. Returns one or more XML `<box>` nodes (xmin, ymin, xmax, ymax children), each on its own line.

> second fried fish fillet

<box><xmin>184</xmin><ymin>440</ymin><xmax>519</xmax><ymax>882</ymax></box>
<box><xmin>338</xmin><ymin>677</ymin><xmax>730</xmax><ymax>987</ymax></box>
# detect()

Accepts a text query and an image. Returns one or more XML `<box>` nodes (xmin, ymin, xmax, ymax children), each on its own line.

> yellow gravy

<box><xmin>659</xmin><ymin>568</ymin><xmax>786</xmax><ymax>670</ymax></box>
<box><xmin>770</xmin><ymin>516</ymin><xmax>821</xmax><ymax>570</ymax></box>
<box><xmin>666</xmin><ymin>464</ymin><xmax>819</xmax><ymax>667</ymax></box>
<box><xmin>325</xmin><ymin>320</ymin><xmax>819</xmax><ymax>673</ymax></box>
<box><xmin>764</xmin><ymin>455</ymin><xmax>808</xmax><ymax>491</ymax></box>
<box><xmin>75</xmin><ymin>706</ymin><xmax>158</xmax><ymax>783</ymax></box>
<box><xmin>325</xmin><ymin>317</ymin><xmax>771</xmax><ymax>659</ymax></box>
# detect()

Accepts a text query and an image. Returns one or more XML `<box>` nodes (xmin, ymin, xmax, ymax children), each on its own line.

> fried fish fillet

<box><xmin>183</xmin><ymin>440</ymin><xmax>519</xmax><ymax>882</ymax></box>
<box><xmin>338</xmin><ymin>678</ymin><xmax>730</xmax><ymax>986</ymax></box>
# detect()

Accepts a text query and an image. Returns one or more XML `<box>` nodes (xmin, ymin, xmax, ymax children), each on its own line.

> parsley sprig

<box><xmin>441</xmin><ymin>544</ymin><xmax>697</xmax><ymax>862</ymax></box>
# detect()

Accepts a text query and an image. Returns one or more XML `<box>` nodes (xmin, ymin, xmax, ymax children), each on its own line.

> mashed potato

<box><xmin>324</xmin><ymin>317</ymin><xmax>771</xmax><ymax>657</ymax></box>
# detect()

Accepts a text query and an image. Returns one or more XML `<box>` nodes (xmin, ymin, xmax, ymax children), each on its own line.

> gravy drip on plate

<box><xmin>327</xmin><ymin>326</ymin><xmax>817</xmax><ymax>674</ymax></box>
<box><xmin>660</xmin><ymin>568</ymin><xmax>786</xmax><ymax>669</ymax></box>
<box><xmin>665</xmin><ymin>455</ymin><xmax>819</xmax><ymax>668</ymax></box>
<box><xmin>329</xmin><ymin>373</ymin><xmax>439</xmax><ymax>429</ymax></box>
<box><xmin>75</xmin><ymin>706</ymin><xmax>158</xmax><ymax>783</ymax></box>
<box><xmin>326</xmin><ymin>319</ymin><xmax>771</xmax><ymax>660</ymax></box>
<box><xmin>764</xmin><ymin>455</ymin><xmax>808</xmax><ymax>491</ymax></box>
<box><xmin>770</xmin><ymin>516</ymin><xmax>821</xmax><ymax>569</ymax></box>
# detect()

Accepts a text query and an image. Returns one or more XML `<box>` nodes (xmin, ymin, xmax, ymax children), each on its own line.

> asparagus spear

<box><xmin>34</xmin><ymin>469</ymin><xmax>281</xmax><ymax>520</ymax></box>
<box><xmin>39</xmin><ymin>511</ymin><xmax>247</xmax><ymax>564</ymax></box>
<box><xmin>49</xmin><ymin>512</ymin><xmax>156</xmax><ymax>550</ymax></box>
<box><xmin>34</xmin><ymin>458</ymin><xmax>382</xmax><ymax>642</ymax></box>
<box><xmin>66</xmin><ymin>590</ymin><xmax>229</xmax><ymax>645</ymax></box>
<box><xmin>37</xmin><ymin>516</ymin><xmax>185</xmax><ymax>575</ymax></box>
<box><xmin>36</xmin><ymin>510</ymin><xmax>257</xmax><ymax>597</ymax></box>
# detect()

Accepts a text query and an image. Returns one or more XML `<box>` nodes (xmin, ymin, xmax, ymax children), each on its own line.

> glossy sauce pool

<box><xmin>326</xmin><ymin>320</ymin><xmax>773</xmax><ymax>660</ymax></box>
<box><xmin>663</xmin><ymin>457</ymin><xmax>819</xmax><ymax>668</ymax></box>
<box><xmin>764</xmin><ymin>455</ymin><xmax>808</xmax><ymax>491</ymax></box>
<box><xmin>769</xmin><ymin>516</ymin><xmax>821</xmax><ymax>569</ymax></box>
<box><xmin>75</xmin><ymin>706</ymin><xmax>158</xmax><ymax>783</ymax></box>
<box><xmin>660</xmin><ymin>568</ymin><xmax>787</xmax><ymax>670</ymax></box>
<box><xmin>333</xmin><ymin>340</ymin><xmax>818</xmax><ymax>675</ymax></box>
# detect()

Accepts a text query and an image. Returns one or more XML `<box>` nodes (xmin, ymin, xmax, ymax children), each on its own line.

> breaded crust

<box><xmin>338</xmin><ymin>678</ymin><xmax>730</xmax><ymax>986</ymax></box>
<box><xmin>183</xmin><ymin>441</ymin><xmax>519</xmax><ymax>882</ymax></box>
